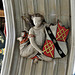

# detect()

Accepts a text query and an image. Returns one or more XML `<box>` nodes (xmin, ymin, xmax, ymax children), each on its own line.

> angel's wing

<box><xmin>21</xmin><ymin>14</ymin><xmax>34</xmax><ymax>31</ymax></box>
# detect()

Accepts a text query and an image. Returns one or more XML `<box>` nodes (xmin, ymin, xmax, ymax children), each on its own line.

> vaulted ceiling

<box><xmin>0</xmin><ymin>0</ymin><xmax>3</xmax><ymax>10</ymax></box>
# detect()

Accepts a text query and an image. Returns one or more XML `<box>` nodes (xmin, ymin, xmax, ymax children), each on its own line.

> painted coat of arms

<box><xmin>43</xmin><ymin>22</ymin><xmax>69</xmax><ymax>58</ymax></box>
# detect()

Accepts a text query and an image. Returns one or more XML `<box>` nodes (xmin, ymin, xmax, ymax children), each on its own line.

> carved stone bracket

<box><xmin>0</xmin><ymin>0</ymin><xmax>75</xmax><ymax>75</ymax></box>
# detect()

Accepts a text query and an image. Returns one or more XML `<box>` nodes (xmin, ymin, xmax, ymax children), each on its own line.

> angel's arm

<box><xmin>28</xmin><ymin>28</ymin><xmax>43</xmax><ymax>55</ymax></box>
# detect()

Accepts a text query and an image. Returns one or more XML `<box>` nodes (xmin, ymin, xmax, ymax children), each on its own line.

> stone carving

<box><xmin>17</xmin><ymin>13</ymin><xmax>69</xmax><ymax>63</ymax></box>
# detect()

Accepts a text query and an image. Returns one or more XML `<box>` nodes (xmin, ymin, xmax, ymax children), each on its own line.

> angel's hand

<box><xmin>39</xmin><ymin>50</ymin><xmax>44</xmax><ymax>55</ymax></box>
<box><xmin>50</xmin><ymin>23</ymin><xmax>55</xmax><ymax>26</ymax></box>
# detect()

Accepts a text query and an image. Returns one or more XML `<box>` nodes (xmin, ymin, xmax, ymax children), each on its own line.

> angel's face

<box><xmin>32</xmin><ymin>17</ymin><xmax>42</xmax><ymax>27</ymax></box>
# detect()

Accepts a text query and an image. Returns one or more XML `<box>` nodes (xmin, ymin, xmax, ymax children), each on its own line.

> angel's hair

<box><xmin>31</xmin><ymin>13</ymin><xmax>46</xmax><ymax>23</ymax></box>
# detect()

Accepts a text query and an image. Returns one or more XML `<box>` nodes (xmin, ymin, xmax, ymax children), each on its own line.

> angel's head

<box><xmin>31</xmin><ymin>13</ymin><xmax>45</xmax><ymax>27</ymax></box>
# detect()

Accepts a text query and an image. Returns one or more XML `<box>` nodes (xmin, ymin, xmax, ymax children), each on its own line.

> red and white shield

<box><xmin>42</xmin><ymin>23</ymin><xmax>69</xmax><ymax>58</ymax></box>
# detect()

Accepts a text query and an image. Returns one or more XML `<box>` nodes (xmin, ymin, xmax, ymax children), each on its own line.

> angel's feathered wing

<box><xmin>21</xmin><ymin>14</ymin><xmax>34</xmax><ymax>31</ymax></box>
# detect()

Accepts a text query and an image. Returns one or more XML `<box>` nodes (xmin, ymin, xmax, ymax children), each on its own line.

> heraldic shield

<box><xmin>43</xmin><ymin>23</ymin><xmax>69</xmax><ymax>58</ymax></box>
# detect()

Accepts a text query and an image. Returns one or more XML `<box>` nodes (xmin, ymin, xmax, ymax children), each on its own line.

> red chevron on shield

<box><xmin>42</xmin><ymin>40</ymin><xmax>55</xmax><ymax>58</ymax></box>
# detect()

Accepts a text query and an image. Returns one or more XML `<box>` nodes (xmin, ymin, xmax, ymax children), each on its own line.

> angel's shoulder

<box><xmin>29</xmin><ymin>27</ymin><xmax>34</xmax><ymax>34</ymax></box>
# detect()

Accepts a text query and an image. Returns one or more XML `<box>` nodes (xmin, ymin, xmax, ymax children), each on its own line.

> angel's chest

<box><xmin>33</xmin><ymin>28</ymin><xmax>45</xmax><ymax>37</ymax></box>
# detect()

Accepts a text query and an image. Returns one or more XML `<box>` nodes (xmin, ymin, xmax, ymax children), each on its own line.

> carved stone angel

<box><xmin>17</xmin><ymin>13</ymin><xmax>53</xmax><ymax>63</ymax></box>
<box><xmin>17</xmin><ymin>13</ymin><xmax>69</xmax><ymax>63</ymax></box>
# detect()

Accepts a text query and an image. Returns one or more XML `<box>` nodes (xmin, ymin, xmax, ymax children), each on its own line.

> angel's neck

<box><xmin>34</xmin><ymin>24</ymin><xmax>43</xmax><ymax>29</ymax></box>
